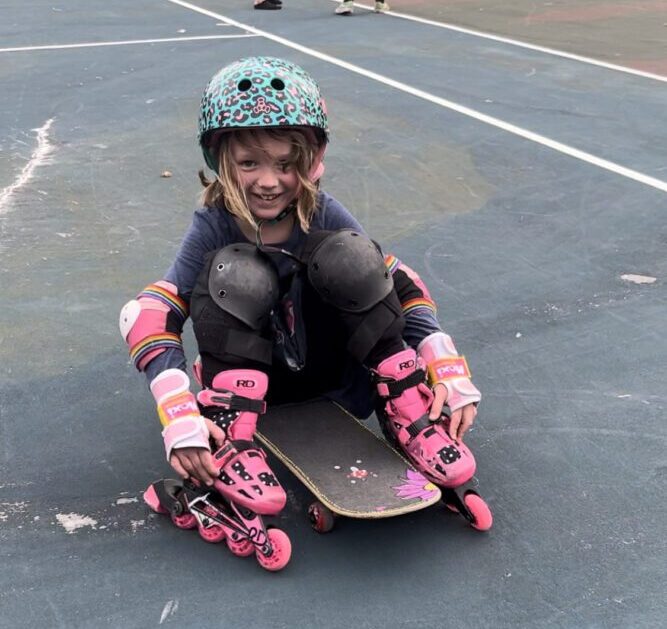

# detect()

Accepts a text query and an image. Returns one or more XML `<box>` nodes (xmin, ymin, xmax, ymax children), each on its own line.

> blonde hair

<box><xmin>198</xmin><ymin>128</ymin><xmax>320</xmax><ymax>233</ymax></box>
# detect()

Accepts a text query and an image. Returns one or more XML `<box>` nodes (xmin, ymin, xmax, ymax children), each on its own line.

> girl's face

<box><xmin>229</xmin><ymin>131</ymin><xmax>300</xmax><ymax>221</ymax></box>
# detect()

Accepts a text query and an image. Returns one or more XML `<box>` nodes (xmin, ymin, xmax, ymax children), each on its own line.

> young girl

<box><xmin>120</xmin><ymin>57</ymin><xmax>485</xmax><ymax>569</ymax></box>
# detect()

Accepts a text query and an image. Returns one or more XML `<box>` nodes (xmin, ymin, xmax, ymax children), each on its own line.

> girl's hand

<box><xmin>429</xmin><ymin>383</ymin><xmax>477</xmax><ymax>442</ymax></box>
<box><xmin>169</xmin><ymin>420</ymin><xmax>225</xmax><ymax>486</ymax></box>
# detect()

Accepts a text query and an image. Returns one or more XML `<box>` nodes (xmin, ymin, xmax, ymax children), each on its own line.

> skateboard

<box><xmin>256</xmin><ymin>399</ymin><xmax>444</xmax><ymax>533</ymax></box>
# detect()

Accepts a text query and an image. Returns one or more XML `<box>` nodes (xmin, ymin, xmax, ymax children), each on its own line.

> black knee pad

<box><xmin>205</xmin><ymin>243</ymin><xmax>279</xmax><ymax>330</ymax></box>
<box><xmin>304</xmin><ymin>230</ymin><xmax>404</xmax><ymax>364</ymax></box>
<box><xmin>341</xmin><ymin>290</ymin><xmax>405</xmax><ymax>364</ymax></box>
<box><xmin>190</xmin><ymin>245</ymin><xmax>278</xmax><ymax>372</ymax></box>
<box><xmin>306</xmin><ymin>229</ymin><xmax>393</xmax><ymax>312</ymax></box>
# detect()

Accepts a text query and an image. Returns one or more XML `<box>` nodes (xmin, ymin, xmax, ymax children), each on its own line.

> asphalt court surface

<box><xmin>1</xmin><ymin>1</ymin><xmax>666</xmax><ymax>627</ymax></box>
<box><xmin>389</xmin><ymin>0</ymin><xmax>667</xmax><ymax>74</ymax></box>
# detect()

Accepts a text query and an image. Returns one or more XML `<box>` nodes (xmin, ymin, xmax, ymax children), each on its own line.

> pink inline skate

<box><xmin>144</xmin><ymin>369</ymin><xmax>291</xmax><ymax>571</ymax></box>
<box><xmin>374</xmin><ymin>349</ymin><xmax>492</xmax><ymax>531</ymax></box>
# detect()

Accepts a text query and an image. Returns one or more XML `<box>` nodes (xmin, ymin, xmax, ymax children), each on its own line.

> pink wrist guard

<box><xmin>417</xmin><ymin>332</ymin><xmax>481</xmax><ymax>412</ymax></box>
<box><xmin>161</xmin><ymin>416</ymin><xmax>210</xmax><ymax>461</ymax></box>
<box><xmin>150</xmin><ymin>369</ymin><xmax>209</xmax><ymax>460</ymax></box>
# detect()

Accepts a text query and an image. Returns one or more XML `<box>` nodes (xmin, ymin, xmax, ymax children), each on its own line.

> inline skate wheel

<box><xmin>464</xmin><ymin>493</ymin><xmax>493</xmax><ymax>532</ymax></box>
<box><xmin>256</xmin><ymin>528</ymin><xmax>291</xmax><ymax>572</ymax></box>
<box><xmin>198</xmin><ymin>523</ymin><xmax>226</xmax><ymax>543</ymax></box>
<box><xmin>226</xmin><ymin>536</ymin><xmax>254</xmax><ymax>557</ymax></box>
<box><xmin>170</xmin><ymin>511</ymin><xmax>198</xmax><ymax>530</ymax></box>
<box><xmin>308</xmin><ymin>501</ymin><xmax>335</xmax><ymax>533</ymax></box>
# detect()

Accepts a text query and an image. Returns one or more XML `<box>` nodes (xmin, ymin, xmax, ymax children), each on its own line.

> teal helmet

<box><xmin>198</xmin><ymin>56</ymin><xmax>329</xmax><ymax>172</ymax></box>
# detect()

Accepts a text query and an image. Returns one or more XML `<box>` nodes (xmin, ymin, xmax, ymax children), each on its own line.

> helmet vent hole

<box><xmin>217</xmin><ymin>263</ymin><xmax>225</xmax><ymax>271</ymax></box>
<box><xmin>218</xmin><ymin>290</ymin><xmax>227</xmax><ymax>298</ymax></box>
<box><xmin>313</xmin><ymin>263</ymin><xmax>319</xmax><ymax>271</ymax></box>
<box><xmin>270</xmin><ymin>78</ymin><xmax>285</xmax><ymax>91</ymax></box>
<box><xmin>237</xmin><ymin>79</ymin><xmax>252</xmax><ymax>92</ymax></box>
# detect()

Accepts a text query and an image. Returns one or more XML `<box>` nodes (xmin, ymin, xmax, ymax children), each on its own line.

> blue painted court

<box><xmin>1</xmin><ymin>1</ymin><xmax>665</xmax><ymax>626</ymax></box>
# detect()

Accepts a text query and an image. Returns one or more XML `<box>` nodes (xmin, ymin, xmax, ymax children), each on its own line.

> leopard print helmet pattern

<box><xmin>198</xmin><ymin>56</ymin><xmax>329</xmax><ymax>171</ymax></box>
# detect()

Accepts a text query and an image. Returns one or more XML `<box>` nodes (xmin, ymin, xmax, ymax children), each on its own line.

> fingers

<box><xmin>454</xmin><ymin>404</ymin><xmax>477</xmax><ymax>441</ymax></box>
<box><xmin>429</xmin><ymin>383</ymin><xmax>448</xmax><ymax>420</ymax></box>
<box><xmin>170</xmin><ymin>448</ymin><xmax>218</xmax><ymax>486</ymax></box>
<box><xmin>199</xmin><ymin>450</ymin><xmax>220</xmax><ymax>485</ymax></box>
<box><xmin>205</xmin><ymin>418</ymin><xmax>226</xmax><ymax>447</ymax></box>
<box><xmin>169</xmin><ymin>455</ymin><xmax>190</xmax><ymax>480</ymax></box>
<box><xmin>448</xmin><ymin>408</ymin><xmax>462</xmax><ymax>441</ymax></box>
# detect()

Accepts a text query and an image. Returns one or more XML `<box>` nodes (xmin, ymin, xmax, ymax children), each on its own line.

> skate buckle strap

<box><xmin>376</xmin><ymin>368</ymin><xmax>426</xmax><ymax>398</ymax></box>
<box><xmin>406</xmin><ymin>414</ymin><xmax>435</xmax><ymax>440</ymax></box>
<box><xmin>209</xmin><ymin>389</ymin><xmax>267</xmax><ymax>415</ymax></box>
<box><xmin>230</xmin><ymin>439</ymin><xmax>261</xmax><ymax>453</ymax></box>
<box><xmin>213</xmin><ymin>439</ymin><xmax>263</xmax><ymax>467</ymax></box>
<box><xmin>213</xmin><ymin>441</ymin><xmax>237</xmax><ymax>465</ymax></box>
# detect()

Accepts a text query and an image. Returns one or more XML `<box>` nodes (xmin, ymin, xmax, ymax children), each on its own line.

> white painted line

<box><xmin>620</xmin><ymin>274</ymin><xmax>657</xmax><ymax>285</ymax></box>
<box><xmin>0</xmin><ymin>34</ymin><xmax>257</xmax><ymax>54</ymax></box>
<box><xmin>159</xmin><ymin>600</ymin><xmax>179</xmax><ymax>624</ymax></box>
<box><xmin>0</xmin><ymin>119</ymin><xmax>55</xmax><ymax>214</ymax></box>
<box><xmin>166</xmin><ymin>0</ymin><xmax>667</xmax><ymax>194</ymax></box>
<box><xmin>330</xmin><ymin>1</ymin><xmax>667</xmax><ymax>83</ymax></box>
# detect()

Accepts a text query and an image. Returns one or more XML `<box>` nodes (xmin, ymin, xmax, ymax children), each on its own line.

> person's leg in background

<box><xmin>254</xmin><ymin>0</ymin><xmax>282</xmax><ymax>10</ymax></box>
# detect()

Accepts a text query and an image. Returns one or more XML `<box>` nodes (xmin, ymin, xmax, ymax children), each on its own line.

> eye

<box><xmin>238</xmin><ymin>160</ymin><xmax>257</xmax><ymax>169</ymax></box>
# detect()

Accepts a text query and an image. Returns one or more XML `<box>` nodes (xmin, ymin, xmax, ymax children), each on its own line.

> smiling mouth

<box><xmin>255</xmin><ymin>193</ymin><xmax>280</xmax><ymax>201</ymax></box>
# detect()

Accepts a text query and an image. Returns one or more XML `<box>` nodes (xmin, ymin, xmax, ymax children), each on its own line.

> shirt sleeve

<box><xmin>317</xmin><ymin>193</ymin><xmax>366</xmax><ymax>233</ymax></box>
<box><xmin>144</xmin><ymin>209</ymin><xmax>225</xmax><ymax>384</ymax></box>
<box><xmin>384</xmin><ymin>254</ymin><xmax>442</xmax><ymax>348</ymax></box>
<box><xmin>164</xmin><ymin>210</ymin><xmax>222</xmax><ymax>303</ymax></box>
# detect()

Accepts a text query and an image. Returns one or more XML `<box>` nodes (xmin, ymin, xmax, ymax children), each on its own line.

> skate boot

<box><xmin>144</xmin><ymin>369</ymin><xmax>291</xmax><ymax>571</ymax></box>
<box><xmin>198</xmin><ymin>369</ymin><xmax>286</xmax><ymax>516</ymax></box>
<box><xmin>374</xmin><ymin>1</ymin><xmax>389</xmax><ymax>12</ymax></box>
<box><xmin>335</xmin><ymin>1</ymin><xmax>354</xmax><ymax>15</ymax></box>
<box><xmin>144</xmin><ymin>477</ymin><xmax>291</xmax><ymax>571</ymax></box>
<box><xmin>374</xmin><ymin>348</ymin><xmax>492</xmax><ymax>530</ymax></box>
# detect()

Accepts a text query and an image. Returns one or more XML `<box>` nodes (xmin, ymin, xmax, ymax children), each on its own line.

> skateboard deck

<box><xmin>256</xmin><ymin>399</ymin><xmax>442</xmax><ymax>518</ymax></box>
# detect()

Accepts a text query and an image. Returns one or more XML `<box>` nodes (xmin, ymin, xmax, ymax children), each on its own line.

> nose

<box><xmin>256</xmin><ymin>165</ymin><xmax>279</xmax><ymax>189</ymax></box>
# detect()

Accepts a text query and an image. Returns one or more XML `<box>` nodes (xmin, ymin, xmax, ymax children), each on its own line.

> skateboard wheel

<box><xmin>226</xmin><ymin>536</ymin><xmax>254</xmax><ymax>557</ymax></box>
<box><xmin>256</xmin><ymin>528</ymin><xmax>291</xmax><ymax>572</ymax></box>
<box><xmin>308</xmin><ymin>501</ymin><xmax>335</xmax><ymax>534</ymax></box>
<box><xmin>465</xmin><ymin>493</ymin><xmax>493</xmax><ymax>532</ymax></box>
<box><xmin>198</xmin><ymin>523</ymin><xmax>226</xmax><ymax>543</ymax></box>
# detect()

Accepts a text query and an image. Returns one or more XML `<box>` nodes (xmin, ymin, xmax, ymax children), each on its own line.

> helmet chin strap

<box><xmin>264</xmin><ymin>203</ymin><xmax>295</xmax><ymax>225</ymax></box>
<box><xmin>255</xmin><ymin>203</ymin><xmax>295</xmax><ymax>246</ymax></box>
